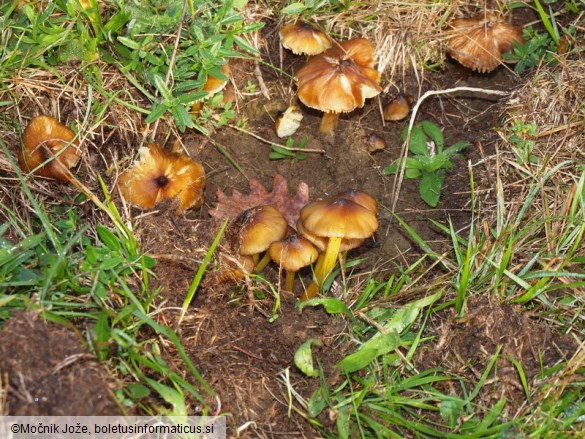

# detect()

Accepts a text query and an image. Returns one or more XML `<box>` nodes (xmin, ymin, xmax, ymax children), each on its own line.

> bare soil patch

<box><xmin>0</xmin><ymin>312</ymin><xmax>120</xmax><ymax>416</ymax></box>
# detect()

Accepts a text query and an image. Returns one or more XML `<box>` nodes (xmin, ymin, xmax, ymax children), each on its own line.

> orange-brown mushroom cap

<box><xmin>234</xmin><ymin>205</ymin><xmax>289</xmax><ymax>257</ymax></box>
<box><xmin>203</xmin><ymin>63</ymin><xmax>231</xmax><ymax>95</ymax></box>
<box><xmin>118</xmin><ymin>143</ymin><xmax>205</xmax><ymax>212</ymax></box>
<box><xmin>269</xmin><ymin>234</ymin><xmax>319</xmax><ymax>273</ymax></box>
<box><xmin>279</xmin><ymin>22</ymin><xmax>332</xmax><ymax>56</ymax></box>
<box><xmin>18</xmin><ymin>115</ymin><xmax>81</xmax><ymax>182</ymax></box>
<box><xmin>383</xmin><ymin>95</ymin><xmax>414</xmax><ymax>121</ymax></box>
<box><xmin>446</xmin><ymin>12</ymin><xmax>524</xmax><ymax>73</ymax></box>
<box><xmin>300</xmin><ymin>197</ymin><xmax>379</xmax><ymax>240</ymax></box>
<box><xmin>299</xmin><ymin>196</ymin><xmax>378</xmax><ymax>299</ymax></box>
<box><xmin>270</xmin><ymin>234</ymin><xmax>319</xmax><ymax>291</ymax></box>
<box><xmin>295</xmin><ymin>38</ymin><xmax>382</xmax><ymax>114</ymax></box>
<box><xmin>335</xmin><ymin>189</ymin><xmax>378</xmax><ymax>216</ymax></box>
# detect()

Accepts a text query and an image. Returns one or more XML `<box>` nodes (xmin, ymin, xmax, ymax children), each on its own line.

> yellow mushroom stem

<box><xmin>284</xmin><ymin>270</ymin><xmax>296</xmax><ymax>292</ymax></box>
<box><xmin>319</xmin><ymin>112</ymin><xmax>339</xmax><ymax>134</ymax></box>
<box><xmin>254</xmin><ymin>252</ymin><xmax>272</xmax><ymax>273</ymax></box>
<box><xmin>301</xmin><ymin>236</ymin><xmax>342</xmax><ymax>300</ymax></box>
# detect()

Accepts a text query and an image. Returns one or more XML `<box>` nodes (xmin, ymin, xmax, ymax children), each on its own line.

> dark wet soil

<box><xmin>0</xmin><ymin>312</ymin><xmax>120</xmax><ymax>416</ymax></box>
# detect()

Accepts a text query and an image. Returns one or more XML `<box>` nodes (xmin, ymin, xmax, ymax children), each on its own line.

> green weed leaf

<box><xmin>281</xmin><ymin>3</ymin><xmax>308</xmax><ymax>14</ymax></box>
<box><xmin>297</xmin><ymin>297</ymin><xmax>352</xmax><ymax>317</ymax></box>
<box><xmin>421</xmin><ymin>120</ymin><xmax>444</xmax><ymax>151</ymax></box>
<box><xmin>294</xmin><ymin>338</ymin><xmax>322</xmax><ymax>377</ymax></box>
<box><xmin>405</xmin><ymin>125</ymin><xmax>428</xmax><ymax>156</ymax></box>
<box><xmin>420</xmin><ymin>172</ymin><xmax>444</xmax><ymax>207</ymax></box>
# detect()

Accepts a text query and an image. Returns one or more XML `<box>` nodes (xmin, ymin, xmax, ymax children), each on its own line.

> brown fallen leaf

<box><xmin>209</xmin><ymin>174</ymin><xmax>310</xmax><ymax>229</ymax></box>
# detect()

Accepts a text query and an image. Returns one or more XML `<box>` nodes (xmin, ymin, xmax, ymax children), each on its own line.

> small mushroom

<box><xmin>298</xmin><ymin>195</ymin><xmax>378</xmax><ymax>299</ymax></box>
<box><xmin>18</xmin><ymin>115</ymin><xmax>81</xmax><ymax>182</ymax></box>
<box><xmin>118</xmin><ymin>143</ymin><xmax>206</xmax><ymax>213</ymax></box>
<box><xmin>383</xmin><ymin>94</ymin><xmax>414</xmax><ymax>121</ymax></box>
<box><xmin>269</xmin><ymin>234</ymin><xmax>319</xmax><ymax>291</ymax></box>
<box><xmin>367</xmin><ymin>133</ymin><xmax>386</xmax><ymax>153</ymax></box>
<box><xmin>275</xmin><ymin>105</ymin><xmax>304</xmax><ymax>138</ymax></box>
<box><xmin>279</xmin><ymin>21</ymin><xmax>332</xmax><ymax>56</ymax></box>
<box><xmin>446</xmin><ymin>12</ymin><xmax>524</xmax><ymax>73</ymax></box>
<box><xmin>295</xmin><ymin>38</ymin><xmax>382</xmax><ymax>134</ymax></box>
<box><xmin>191</xmin><ymin>63</ymin><xmax>232</xmax><ymax>114</ymax></box>
<box><xmin>232</xmin><ymin>205</ymin><xmax>288</xmax><ymax>269</ymax></box>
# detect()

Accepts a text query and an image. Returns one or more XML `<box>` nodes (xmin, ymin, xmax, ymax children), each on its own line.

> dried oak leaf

<box><xmin>209</xmin><ymin>174</ymin><xmax>309</xmax><ymax>229</ymax></box>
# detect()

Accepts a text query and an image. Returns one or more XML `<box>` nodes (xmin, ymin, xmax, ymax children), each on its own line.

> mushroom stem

<box><xmin>318</xmin><ymin>236</ymin><xmax>342</xmax><ymax>284</ymax></box>
<box><xmin>254</xmin><ymin>252</ymin><xmax>272</xmax><ymax>273</ymax></box>
<box><xmin>319</xmin><ymin>112</ymin><xmax>339</xmax><ymax>134</ymax></box>
<box><xmin>301</xmin><ymin>236</ymin><xmax>342</xmax><ymax>300</ymax></box>
<box><xmin>284</xmin><ymin>270</ymin><xmax>296</xmax><ymax>292</ymax></box>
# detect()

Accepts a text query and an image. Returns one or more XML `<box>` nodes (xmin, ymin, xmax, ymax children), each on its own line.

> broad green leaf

<box><xmin>443</xmin><ymin>140</ymin><xmax>471</xmax><ymax>156</ymax></box>
<box><xmin>297</xmin><ymin>297</ymin><xmax>352</xmax><ymax>318</ymax></box>
<box><xmin>307</xmin><ymin>384</ymin><xmax>329</xmax><ymax>418</ymax></box>
<box><xmin>117</xmin><ymin>36</ymin><xmax>141</xmax><ymax>50</ymax></box>
<box><xmin>420</xmin><ymin>172</ymin><xmax>444</xmax><ymax>207</ymax></box>
<box><xmin>144</xmin><ymin>377</ymin><xmax>188</xmax><ymax>416</ymax></box>
<box><xmin>126</xmin><ymin>383</ymin><xmax>151</xmax><ymax>400</ymax></box>
<box><xmin>145</xmin><ymin>102</ymin><xmax>169</xmax><ymax>124</ymax></box>
<box><xmin>406</xmin><ymin>126</ymin><xmax>428</xmax><ymax>156</ymax></box>
<box><xmin>152</xmin><ymin>73</ymin><xmax>173</xmax><ymax>101</ymax></box>
<box><xmin>440</xmin><ymin>398</ymin><xmax>465</xmax><ymax>428</ymax></box>
<box><xmin>421</xmin><ymin>120</ymin><xmax>444</xmax><ymax>151</ymax></box>
<box><xmin>426</xmin><ymin>154</ymin><xmax>454</xmax><ymax>172</ymax></box>
<box><xmin>97</xmin><ymin>225</ymin><xmax>120</xmax><ymax>252</ymax></box>
<box><xmin>405</xmin><ymin>168</ymin><xmax>422</xmax><ymax>179</ymax></box>
<box><xmin>294</xmin><ymin>338</ymin><xmax>321</xmax><ymax>377</ymax></box>
<box><xmin>281</xmin><ymin>3</ymin><xmax>308</xmax><ymax>15</ymax></box>
<box><xmin>337</xmin><ymin>331</ymin><xmax>401</xmax><ymax>373</ymax></box>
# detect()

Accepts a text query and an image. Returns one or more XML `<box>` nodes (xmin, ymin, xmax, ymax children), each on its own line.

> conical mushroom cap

<box><xmin>19</xmin><ymin>115</ymin><xmax>81</xmax><ymax>182</ymax></box>
<box><xmin>118</xmin><ymin>143</ymin><xmax>205</xmax><ymax>212</ymax></box>
<box><xmin>296</xmin><ymin>38</ymin><xmax>382</xmax><ymax>114</ymax></box>
<box><xmin>446</xmin><ymin>12</ymin><xmax>524</xmax><ymax>73</ymax></box>
<box><xmin>269</xmin><ymin>234</ymin><xmax>319</xmax><ymax>272</ymax></box>
<box><xmin>234</xmin><ymin>205</ymin><xmax>289</xmax><ymax>256</ymax></box>
<box><xmin>279</xmin><ymin>22</ymin><xmax>332</xmax><ymax>55</ymax></box>
<box><xmin>299</xmin><ymin>197</ymin><xmax>378</xmax><ymax>240</ymax></box>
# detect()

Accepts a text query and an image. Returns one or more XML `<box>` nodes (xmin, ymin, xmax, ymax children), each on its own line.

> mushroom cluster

<box><xmin>225</xmin><ymin>189</ymin><xmax>378</xmax><ymax>300</ymax></box>
<box><xmin>279</xmin><ymin>22</ymin><xmax>382</xmax><ymax>135</ymax></box>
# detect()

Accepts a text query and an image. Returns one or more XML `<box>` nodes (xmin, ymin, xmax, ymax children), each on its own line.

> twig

<box><xmin>228</xmin><ymin>124</ymin><xmax>326</xmax><ymax>154</ymax></box>
<box><xmin>390</xmin><ymin>87</ymin><xmax>510</xmax><ymax>215</ymax></box>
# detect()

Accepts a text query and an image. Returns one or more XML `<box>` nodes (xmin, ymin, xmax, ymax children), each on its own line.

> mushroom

<box><xmin>18</xmin><ymin>115</ymin><xmax>81</xmax><ymax>183</ymax></box>
<box><xmin>118</xmin><ymin>143</ymin><xmax>206</xmax><ymax>213</ymax></box>
<box><xmin>336</xmin><ymin>189</ymin><xmax>378</xmax><ymax>215</ymax></box>
<box><xmin>446</xmin><ymin>12</ymin><xmax>524</xmax><ymax>73</ymax></box>
<box><xmin>295</xmin><ymin>38</ymin><xmax>382</xmax><ymax>134</ymax></box>
<box><xmin>191</xmin><ymin>63</ymin><xmax>232</xmax><ymax>114</ymax></box>
<box><xmin>279</xmin><ymin>21</ymin><xmax>332</xmax><ymax>55</ymax></box>
<box><xmin>275</xmin><ymin>105</ymin><xmax>304</xmax><ymax>138</ymax></box>
<box><xmin>231</xmin><ymin>205</ymin><xmax>289</xmax><ymax>270</ymax></box>
<box><xmin>298</xmin><ymin>195</ymin><xmax>378</xmax><ymax>299</ymax></box>
<box><xmin>383</xmin><ymin>94</ymin><xmax>414</xmax><ymax>121</ymax></box>
<box><xmin>269</xmin><ymin>234</ymin><xmax>318</xmax><ymax>291</ymax></box>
